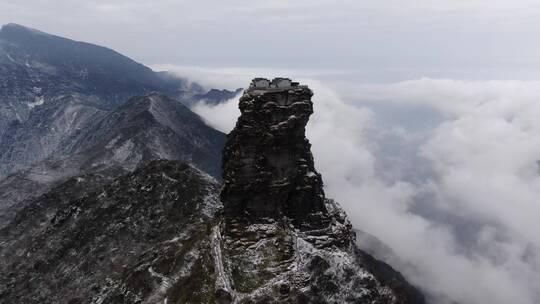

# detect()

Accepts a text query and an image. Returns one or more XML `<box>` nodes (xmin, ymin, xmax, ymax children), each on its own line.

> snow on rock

<box><xmin>27</xmin><ymin>95</ymin><xmax>44</xmax><ymax>109</ymax></box>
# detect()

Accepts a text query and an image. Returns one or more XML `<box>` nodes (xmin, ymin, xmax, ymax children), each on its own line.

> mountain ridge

<box><xmin>0</xmin><ymin>23</ymin><xmax>235</xmax><ymax>179</ymax></box>
<box><xmin>0</xmin><ymin>22</ymin><xmax>169</xmax><ymax>96</ymax></box>
<box><xmin>0</xmin><ymin>92</ymin><xmax>225</xmax><ymax>229</ymax></box>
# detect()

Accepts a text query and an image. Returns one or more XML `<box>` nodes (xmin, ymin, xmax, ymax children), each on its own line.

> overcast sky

<box><xmin>2</xmin><ymin>0</ymin><xmax>540</xmax><ymax>81</ymax></box>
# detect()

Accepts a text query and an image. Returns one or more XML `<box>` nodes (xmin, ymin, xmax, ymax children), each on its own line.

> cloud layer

<box><xmin>189</xmin><ymin>72</ymin><xmax>540</xmax><ymax>304</ymax></box>
<box><xmin>353</xmin><ymin>79</ymin><xmax>540</xmax><ymax>304</ymax></box>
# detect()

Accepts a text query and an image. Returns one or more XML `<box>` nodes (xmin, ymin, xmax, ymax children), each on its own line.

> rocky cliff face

<box><xmin>216</xmin><ymin>78</ymin><xmax>424</xmax><ymax>303</ymax></box>
<box><xmin>221</xmin><ymin>78</ymin><xmax>325</xmax><ymax>220</ymax></box>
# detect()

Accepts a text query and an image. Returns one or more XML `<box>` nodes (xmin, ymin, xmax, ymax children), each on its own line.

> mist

<box><xmin>184</xmin><ymin>68</ymin><xmax>540</xmax><ymax>304</ymax></box>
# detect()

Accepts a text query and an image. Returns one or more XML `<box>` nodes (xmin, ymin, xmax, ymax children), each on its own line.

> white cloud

<box><xmin>188</xmin><ymin>71</ymin><xmax>540</xmax><ymax>304</ymax></box>
<box><xmin>351</xmin><ymin>78</ymin><xmax>540</xmax><ymax>304</ymax></box>
<box><xmin>191</xmin><ymin>93</ymin><xmax>241</xmax><ymax>132</ymax></box>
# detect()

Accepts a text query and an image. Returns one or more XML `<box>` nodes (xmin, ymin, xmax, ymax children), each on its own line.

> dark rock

<box><xmin>221</xmin><ymin>78</ymin><xmax>326</xmax><ymax>220</ymax></box>
<box><xmin>217</xmin><ymin>78</ymin><xmax>426</xmax><ymax>303</ymax></box>
<box><xmin>279</xmin><ymin>283</ymin><xmax>290</xmax><ymax>295</ymax></box>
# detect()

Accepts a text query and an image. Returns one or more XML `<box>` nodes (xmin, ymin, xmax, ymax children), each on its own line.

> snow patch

<box><xmin>112</xmin><ymin>139</ymin><xmax>134</xmax><ymax>163</ymax></box>
<box><xmin>105</xmin><ymin>136</ymin><xmax>120</xmax><ymax>149</ymax></box>
<box><xmin>6</xmin><ymin>53</ymin><xmax>16</xmax><ymax>63</ymax></box>
<box><xmin>27</xmin><ymin>96</ymin><xmax>45</xmax><ymax>109</ymax></box>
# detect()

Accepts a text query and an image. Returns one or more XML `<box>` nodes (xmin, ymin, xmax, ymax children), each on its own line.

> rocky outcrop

<box><xmin>221</xmin><ymin>78</ymin><xmax>326</xmax><ymax>220</ymax></box>
<box><xmin>217</xmin><ymin>78</ymin><xmax>425</xmax><ymax>303</ymax></box>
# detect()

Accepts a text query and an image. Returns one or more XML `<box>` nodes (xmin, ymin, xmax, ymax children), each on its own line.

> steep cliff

<box><xmin>216</xmin><ymin>78</ymin><xmax>424</xmax><ymax>303</ymax></box>
<box><xmin>221</xmin><ymin>78</ymin><xmax>325</xmax><ymax>220</ymax></box>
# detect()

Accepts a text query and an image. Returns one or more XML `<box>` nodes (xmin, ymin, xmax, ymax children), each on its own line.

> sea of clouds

<box><xmin>160</xmin><ymin>65</ymin><xmax>540</xmax><ymax>304</ymax></box>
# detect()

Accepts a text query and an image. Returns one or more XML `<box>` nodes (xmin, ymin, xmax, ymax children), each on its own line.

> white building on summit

<box><xmin>249</xmin><ymin>77</ymin><xmax>300</xmax><ymax>90</ymax></box>
<box><xmin>252</xmin><ymin>78</ymin><xmax>270</xmax><ymax>88</ymax></box>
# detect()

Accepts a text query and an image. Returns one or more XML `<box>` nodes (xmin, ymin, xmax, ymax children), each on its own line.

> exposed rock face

<box><xmin>217</xmin><ymin>78</ymin><xmax>425</xmax><ymax>303</ymax></box>
<box><xmin>222</xmin><ymin>78</ymin><xmax>325</xmax><ymax>220</ymax></box>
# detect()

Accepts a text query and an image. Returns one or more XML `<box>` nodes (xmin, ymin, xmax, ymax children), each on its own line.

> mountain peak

<box><xmin>64</xmin><ymin>92</ymin><xmax>226</xmax><ymax>177</ymax></box>
<box><xmin>0</xmin><ymin>23</ymin><xmax>50</xmax><ymax>37</ymax></box>
<box><xmin>221</xmin><ymin>78</ymin><xmax>325</xmax><ymax>221</ymax></box>
<box><xmin>2</xmin><ymin>23</ymin><xmax>29</xmax><ymax>30</ymax></box>
<box><xmin>0</xmin><ymin>23</ymin><xmax>190</xmax><ymax>108</ymax></box>
<box><xmin>214</xmin><ymin>78</ymin><xmax>425</xmax><ymax>303</ymax></box>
